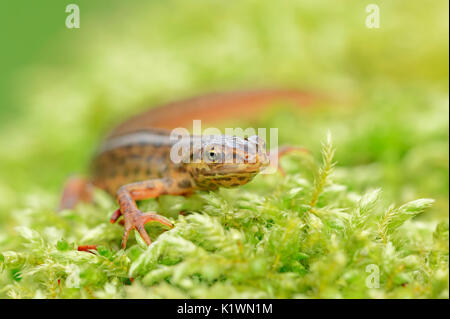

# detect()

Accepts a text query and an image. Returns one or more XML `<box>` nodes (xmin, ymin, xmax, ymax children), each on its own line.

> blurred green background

<box><xmin>0</xmin><ymin>0</ymin><xmax>448</xmax><ymax>299</ymax></box>
<box><xmin>0</xmin><ymin>0</ymin><xmax>448</xmax><ymax>211</ymax></box>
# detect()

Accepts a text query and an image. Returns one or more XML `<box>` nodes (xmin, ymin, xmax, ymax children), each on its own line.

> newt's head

<box><xmin>185</xmin><ymin>135</ymin><xmax>269</xmax><ymax>190</ymax></box>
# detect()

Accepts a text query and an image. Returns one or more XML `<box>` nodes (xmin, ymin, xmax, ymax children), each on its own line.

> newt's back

<box><xmin>91</xmin><ymin>129</ymin><xmax>175</xmax><ymax>195</ymax></box>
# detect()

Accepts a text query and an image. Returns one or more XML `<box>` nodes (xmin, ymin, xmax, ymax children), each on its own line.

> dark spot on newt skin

<box><xmin>149</xmin><ymin>140</ymin><xmax>162</xmax><ymax>147</ymax></box>
<box><xmin>231</xmin><ymin>183</ymin><xmax>240</xmax><ymax>187</ymax></box>
<box><xmin>129</xmin><ymin>153</ymin><xmax>142</xmax><ymax>160</ymax></box>
<box><xmin>202</xmin><ymin>172</ymin><xmax>220</xmax><ymax>176</ymax></box>
<box><xmin>200</xmin><ymin>168</ymin><xmax>213</xmax><ymax>175</ymax></box>
<box><xmin>178</xmin><ymin>179</ymin><xmax>192</xmax><ymax>188</ymax></box>
<box><xmin>109</xmin><ymin>152</ymin><xmax>117</xmax><ymax>161</ymax></box>
<box><xmin>238</xmin><ymin>176</ymin><xmax>247</xmax><ymax>181</ymax></box>
<box><xmin>177</xmin><ymin>165</ymin><xmax>187</xmax><ymax>173</ymax></box>
<box><xmin>195</xmin><ymin>181</ymin><xmax>209</xmax><ymax>189</ymax></box>
<box><xmin>146</xmin><ymin>168</ymin><xmax>152</xmax><ymax>176</ymax></box>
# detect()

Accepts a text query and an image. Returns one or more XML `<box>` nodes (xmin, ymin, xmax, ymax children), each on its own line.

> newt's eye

<box><xmin>206</xmin><ymin>150</ymin><xmax>220</xmax><ymax>163</ymax></box>
<box><xmin>207</xmin><ymin>151</ymin><xmax>217</xmax><ymax>162</ymax></box>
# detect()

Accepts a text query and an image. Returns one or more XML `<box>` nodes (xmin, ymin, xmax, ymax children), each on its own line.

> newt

<box><xmin>59</xmin><ymin>89</ymin><xmax>314</xmax><ymax>248</ymax></box>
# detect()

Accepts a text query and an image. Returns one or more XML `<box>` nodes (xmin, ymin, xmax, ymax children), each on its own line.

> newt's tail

<box><xmin>108</xmin><ymin>88</ymin><xmax>320</xmax><ymax>137</ymax></box>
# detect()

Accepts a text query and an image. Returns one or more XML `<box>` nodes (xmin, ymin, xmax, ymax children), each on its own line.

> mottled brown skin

<box><xmin>92</xmin><ymin>142</ymin><xmax>183</xmax><ymax>196</ymax></box>
<box><xmin>59</xmin><ymin>89</ymin><xmax>315</xmax><ymax>248</ymax></box>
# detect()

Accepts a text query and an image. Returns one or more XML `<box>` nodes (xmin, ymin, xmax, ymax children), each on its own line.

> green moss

<box><xmin>0</xmin><ymin>133</ymin><xmax>447</xmax><ymax>298</ymax></box>
<box><xmin>0</xmin><ymin>0</ymin><xmax>448</xmax><ymax>298</ymax></box>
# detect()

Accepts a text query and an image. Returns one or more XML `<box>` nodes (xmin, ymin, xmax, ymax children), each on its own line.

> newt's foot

<box><xmin>110</xmin><ymin>209</ymin><xmax>174</xmax><ymax>249</ymax></box>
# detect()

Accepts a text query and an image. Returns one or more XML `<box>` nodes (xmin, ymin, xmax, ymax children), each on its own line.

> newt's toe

<box><xmin>120</xmin><ymin>209</ymin><xmax>174</xmax><ymax>249</ymax></box>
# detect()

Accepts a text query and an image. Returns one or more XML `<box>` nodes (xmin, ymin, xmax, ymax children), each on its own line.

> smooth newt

<box><xmin>59</xmin><ymin>89</ymin><xmax>314</xmax><ymax>248</ymax></box>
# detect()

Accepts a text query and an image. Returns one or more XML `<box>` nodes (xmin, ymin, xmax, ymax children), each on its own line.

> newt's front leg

<box><xmin>111</xmin><ymin>178</ymin><xmax>188</xmax><ymax>249</ymax></box>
